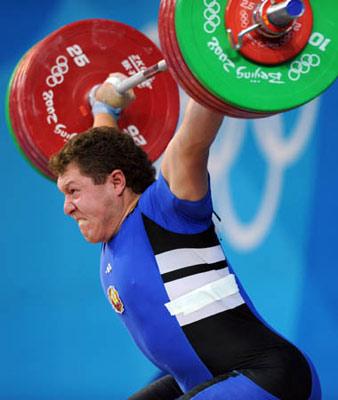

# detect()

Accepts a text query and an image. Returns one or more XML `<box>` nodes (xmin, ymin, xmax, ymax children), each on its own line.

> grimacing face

<box><xmin>57</xmin><ymin>163</ymin><xmax>125</xmax><ymax>243</ymax></box>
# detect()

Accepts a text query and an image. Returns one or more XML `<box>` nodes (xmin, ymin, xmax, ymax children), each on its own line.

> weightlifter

<box><xmin>49</xmin><ymin>75</ymin><xmax>321</xmax><ymax>400</ymax></box>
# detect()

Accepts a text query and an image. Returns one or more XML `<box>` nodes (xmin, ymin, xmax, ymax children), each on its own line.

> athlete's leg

<box><xmin>178</xmin><ymin>372</ymin><xmax>278</xmax><ymax>400</ymax></box>
<box><xmin>129</xmin><ymin>375</ymin><xmax>183</xmax><ymax>400</ymax></box>
<box><xmin>303</xmin><ymin>353</ymin><xmax>322</xmax><ymax>400</ymax></box>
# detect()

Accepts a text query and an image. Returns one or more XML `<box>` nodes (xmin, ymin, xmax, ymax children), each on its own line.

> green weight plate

<box><xmin>159</xmin><ymin>0</ymin><xmax>272</xmax><ymax>118</ymax></box>
<box><xmin>174</xmin><ymin>0</ymin><xmax>337</xmax><ymax>113</ymax></box>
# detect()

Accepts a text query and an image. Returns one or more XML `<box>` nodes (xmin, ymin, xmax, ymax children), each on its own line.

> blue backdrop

<box><xmin>0</xmin><ymin>1</ymin><xmax>337</xmax><ymax>399</ymax></box>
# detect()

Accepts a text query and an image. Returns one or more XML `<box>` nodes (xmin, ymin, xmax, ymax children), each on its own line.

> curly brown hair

<box><xmin>48</xmin><ymin>126</ymin><xmax>156</xmax><ymax>193</ymax></box>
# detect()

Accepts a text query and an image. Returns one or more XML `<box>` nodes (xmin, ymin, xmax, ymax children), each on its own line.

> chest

<box><xmin>100</xmin><ymin>211</ymin><xmax>170</xmax><ymax>322</ymax></box>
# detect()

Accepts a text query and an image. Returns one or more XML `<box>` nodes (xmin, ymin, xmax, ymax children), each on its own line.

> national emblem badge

<box><xmin>107</xmin><ymin>286</ymin><xmax>124</xmax><ymax>314</ymax></box>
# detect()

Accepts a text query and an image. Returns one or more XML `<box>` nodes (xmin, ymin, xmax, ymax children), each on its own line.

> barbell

<box><xmin>6</xmin><ymin>0</ymin><xmax>337</xmax><ymax>180</ymax></box>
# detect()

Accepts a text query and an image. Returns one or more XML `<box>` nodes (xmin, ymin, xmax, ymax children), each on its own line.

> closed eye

<box><xmin>69</xmin><ymin>188</ymin><xmax>80</xmax><ymax>195</ymax></box>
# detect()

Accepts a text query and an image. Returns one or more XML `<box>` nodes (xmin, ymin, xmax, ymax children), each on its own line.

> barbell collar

<box><xmin>227</xmin><ymin>23</ymin><xmax>261</xmax><ymax>51</ymax></box>
<box><xmin>267</xmin><ymin>0</ymin><xmax>305</xmax><ymax>27</ymax></box>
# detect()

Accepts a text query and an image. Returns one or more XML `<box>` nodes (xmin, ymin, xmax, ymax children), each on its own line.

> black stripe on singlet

<box><xmin>182</xmin><ymin>306</ymin><xmax>312</xmax><ymax>400</ymax></box>
<box><xmin>141</xmin><ymin>213</ymin><xmax>220</xmax><ymax>254</ymax></box>
<box><xmin>142</xmin><ymin>213</ymin><xmax>229</xmax><ymax>282</ymax></box>
<box><xmin>161</xmin><ymin>260</ymin><xmax>226</xmax><ymax>283</ymax></box>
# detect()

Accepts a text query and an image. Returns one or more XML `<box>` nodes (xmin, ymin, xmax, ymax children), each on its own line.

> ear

<box><xmin>107</xmin><ymin>169</ymin><xmax>127</xmax><ymax>196</ymax></box>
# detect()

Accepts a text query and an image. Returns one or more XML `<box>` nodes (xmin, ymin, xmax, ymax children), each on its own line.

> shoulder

<box><xmin>138</xmin><ymin>172</ymin><xmax>214</xmax><ymax>234</ymax></box>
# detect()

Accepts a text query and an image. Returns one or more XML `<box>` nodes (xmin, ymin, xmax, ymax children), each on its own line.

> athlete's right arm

<box><xmin>91</xmin><ymin>73</ymin><xmax>135</xmax><ymax>129</ymax></box>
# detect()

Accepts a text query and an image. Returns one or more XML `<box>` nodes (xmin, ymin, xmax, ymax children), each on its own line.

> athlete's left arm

<box><xmin>161</xmin><ymin>99</ymin><xmax>224</xmax><ymax>201</ymax></box>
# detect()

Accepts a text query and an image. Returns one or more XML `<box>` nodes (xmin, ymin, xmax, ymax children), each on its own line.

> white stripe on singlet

<box><xmin>164</xmin><ymin>269</ymin><xmax>245</xmax><ymax>326</ymax></box>
<box><xmin>155</xmin><ymin>245</ymin><xmax>226</xmax><ymax>274</ymax></box>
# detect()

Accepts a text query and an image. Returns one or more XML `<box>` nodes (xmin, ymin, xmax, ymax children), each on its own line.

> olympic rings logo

<box><xmin>288</xmin><ymin>54</ymin><xmax>321</xmax><ymax>82</ymax></box>
<box><xmin>207</xmin><ymin>99</ymin><xmax>320</xmax><ymax>251</ymax></box>
<box><xmin>46</xmin><ymin>56</ymin><xmax>69</xmax><ymax>88</ymax></box>
<box><xmin>203</xmin><ymin>0</ymin><xmax>221</xmax><ymax>34</ymax></box>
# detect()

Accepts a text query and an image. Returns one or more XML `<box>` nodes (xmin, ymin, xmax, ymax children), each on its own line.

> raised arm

<box><xmin>89</xmin><ymin>73</ymin><xmax>135</xmax><ymax>129</ymax></box>
<box><xmin>92</xmin><ymin>112</ymin><xmax>118</xmax><ymax>128</ymax></box>
<box><xmin>91</xmin><ymin>74</ymin><xmax>224</xmax><ymax>202</ymax></box>
<box><xmin>161</xmin><ymin>99</ymin><xmax>223</xmax><ymax>201</ymax></box>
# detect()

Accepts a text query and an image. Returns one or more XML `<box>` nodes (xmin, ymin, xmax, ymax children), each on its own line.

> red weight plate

<box><xmin>159</xmin><ymin>0</ymin><xmax>271</xmax><ymax>119</ymax></box>
<box><xmin>8</xmin><ymin>49</ymin><xmax>55</xmax><ymax>178</ymax></box>
<box><xmin>10</xmin><ymin>69</ymin><xmax>53</xmax><ymax>177</ymax></box>
<box><xmin>226</xmin><ymin>0</ymin><xmax>313</xmax><ymax>65</ymax></box>
<box><xmin>8</xmin><ymin>19</ymin><xmax>180</xmax><ymax>179</ymax></box>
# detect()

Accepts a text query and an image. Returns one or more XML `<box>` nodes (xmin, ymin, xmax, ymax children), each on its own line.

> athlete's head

<box><xmin>50</xmin><ymin>126</ymin><xmax>155</xmax><ymax>191</ymax></box>
<box><xmin>49</xmin><ymin>126</ymin><xmax>156</xmax><ymax>243</ymax></box>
